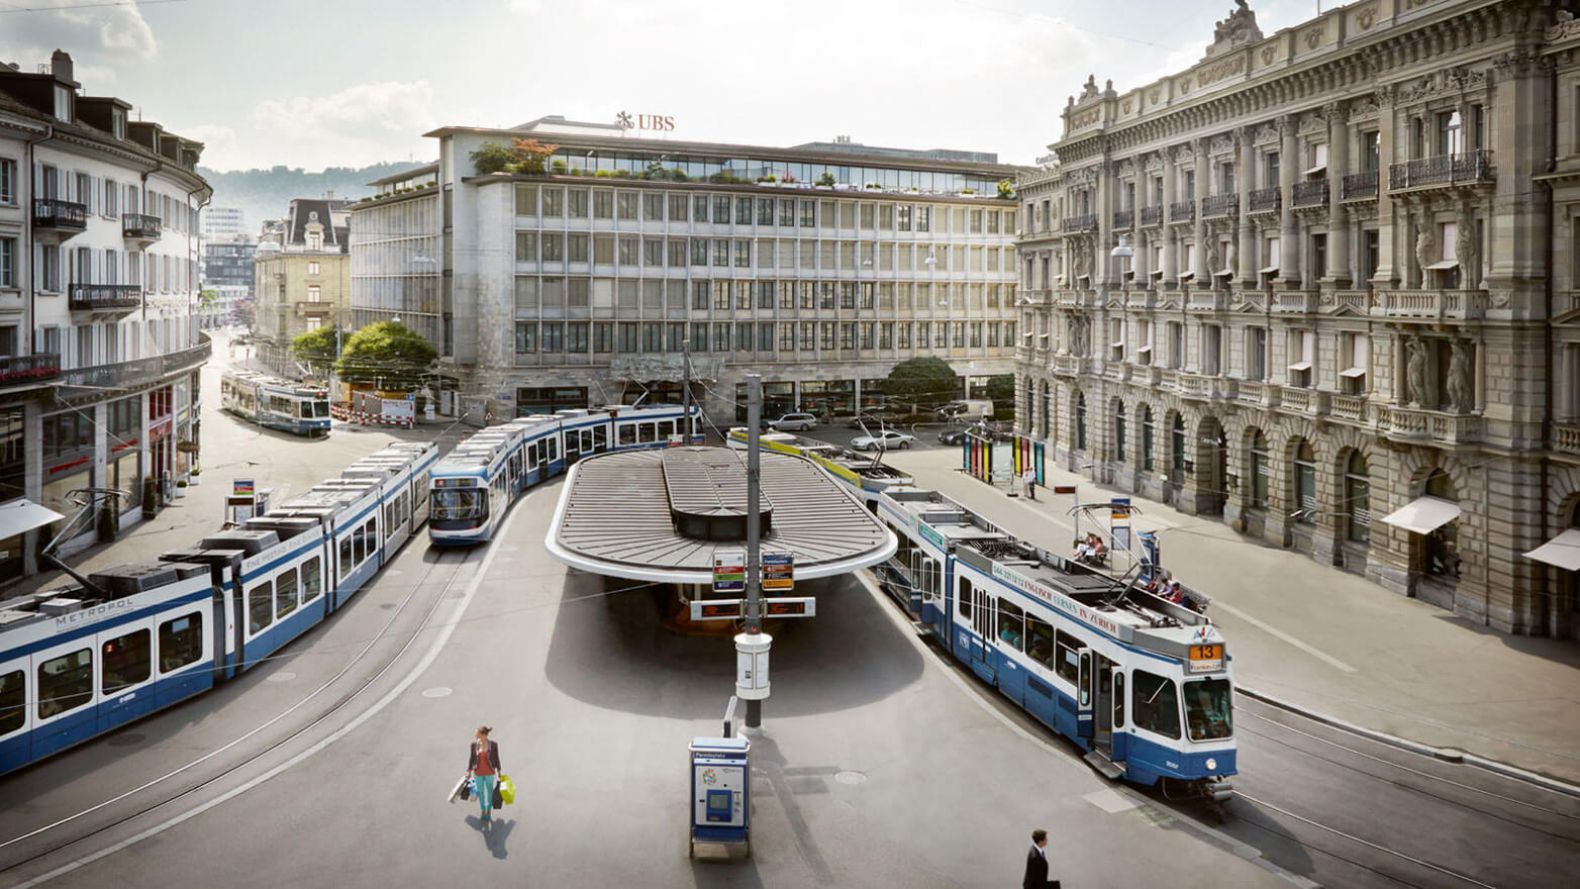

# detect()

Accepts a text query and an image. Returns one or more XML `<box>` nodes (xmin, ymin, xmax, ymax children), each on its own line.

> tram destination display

<box><xmin>1187</xmin><ymin>643</ymin><xmax>1225</xmax><ymax>673</ymax></box>
<box><xmin>761</xmin><ymin>551</ymin><xmax>794</xmax><ymax>592</ymax></box>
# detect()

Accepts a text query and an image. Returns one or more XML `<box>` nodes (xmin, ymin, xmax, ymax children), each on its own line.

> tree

<box><xmin>292</xmin><ymin>325</ymin><xmax>342</xmax><ymax>369</ymax></box>
<box><xmin>985</xmin><ymin>374</ymin><xmax>1016</xmax><ymax>420</ymax></box>
<box><xmin>334</xmin><ymin>321</ymin><xmax>437</xmax><ymax>390</ymax></box>
<box><xmin>996</xmin><ymin>178</ymin><xmax>1016</xmax><ymax>200</ymax></box>
<box><xmin>470</xmin><ymin>142</ymin><xmax>518</xmax><ymax>175</ymax></box>
<box><xmin>512</xmin><ymin>138</ymin><xmax>558</xmax><ymax>174</ymax></box>
<box><xmin>883</xmin><ymin>357</ymin><xmax>959</xmax><ymax>412</ymax></box>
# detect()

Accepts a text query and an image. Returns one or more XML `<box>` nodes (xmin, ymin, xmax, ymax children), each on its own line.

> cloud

<box><xmin>244</xmin><ymin>81</ymin><xmax>437</xmax><ymax>169</ymax></box>
<box><xmin>180</xmin><ymin>124</ymin><xmax>239</xmax><ymax>166</ymax></box>
<box><xmin>0</xmin><ymin>0</ymin><xmax>157</xmax><ymax>77</ymax></box>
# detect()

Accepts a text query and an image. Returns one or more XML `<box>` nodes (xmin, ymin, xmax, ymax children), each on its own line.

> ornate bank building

<box><xmin>1016</xmin><ymin>0</ymin><xmax>1580</xmax><ymax>637</ymax></box>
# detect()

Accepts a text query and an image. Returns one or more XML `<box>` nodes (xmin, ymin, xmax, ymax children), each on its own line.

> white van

<box><xmin>935</xmin><ymin>399</ymin><xmax>995</xmax><ymax>422</ymax></box>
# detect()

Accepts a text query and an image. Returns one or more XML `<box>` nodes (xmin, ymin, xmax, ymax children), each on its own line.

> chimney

<box><xmin>50</xmin><ymin>50</ymin><xmax>73</xmax><ymax>84</ymax></box>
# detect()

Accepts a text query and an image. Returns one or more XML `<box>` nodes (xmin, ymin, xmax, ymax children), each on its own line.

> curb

<box><xmin>1236</xmin><ymin>685</ymin><xmax>1580</xmax><ymax>800</ymax></box>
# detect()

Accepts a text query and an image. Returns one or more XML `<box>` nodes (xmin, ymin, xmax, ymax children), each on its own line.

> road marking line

<box><xmin>1211</xmin><ymin>601</ymin><xmax>1356</xmax><ymax>674</ymax></box>
<box><xmin>12</xmin><ymin>495</ymin><xmax>531</xmax><ymax>887</ymax></box>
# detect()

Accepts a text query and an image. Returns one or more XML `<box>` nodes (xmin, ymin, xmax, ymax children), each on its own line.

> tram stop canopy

<box><xmin>546</xmin><ymin>446</ymin><xmax>896</xmax><ymax>584</ymax></box>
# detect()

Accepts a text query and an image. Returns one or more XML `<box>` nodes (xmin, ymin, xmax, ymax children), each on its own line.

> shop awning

<box><xmin>1379</xmin><ymin>496</ymin><xmax>1461</xmax><ymax>535</ymax></box>
<box><xmin>1524</xmin><ymin>529</ymin><xmax>1580</xmax><ymax>572</ymax></box>
<box><xmin>1427</xmin><ymin>259</ymin><xmax>1459</xmax><ymax>270</ymax></box>
<box><xmin>0</xmin><ymin>499</ymin><xmax>64</xmax><ymax>540</ymax></box>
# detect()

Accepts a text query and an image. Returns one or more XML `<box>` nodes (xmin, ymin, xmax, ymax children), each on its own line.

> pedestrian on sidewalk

<box><xmin>467</xmin><ymin>725</ymin><xmax>503</xmax><ymax>824</ymax></box>
<box><xmin>1022</xmin><ymin>828</ymin><xmax>1058</xmax><ymax>889</ymax></box>
<box><xmin>1022</xmin><ymin>468</ymin><xmax>1037</xmax><ymax>501</ymax></box>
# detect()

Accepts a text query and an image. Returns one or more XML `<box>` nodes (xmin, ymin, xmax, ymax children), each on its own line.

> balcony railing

<box><xmin>1104</xmin><ymin>362</ymin><xmax>1132</xmax><ymax>383</ymax></box>
<box><xmin>1201</xmin><ymin>194</ymin><xmax>1238</xmax><ymax>218</ymax></box>
<box><xmin>1377</xmin><ymin>289</ymin><xmax>1488</xmax><ymax>321</ymax></box>
<box><xmin>1018</xmin><ymin>289</ymin><xmax>1052</xmax><ymax>306</ymax></box>
<box><xmin>0</xmin><ymin>353</ymin><xmax>62</xmax><ymax>387</ymax></box>
<box><xmin>33</xmin><ymin>197</ymin><xmax>87</xmax><ymax>232</ymax></box>
<box><xmin>1176</xmin><ymin>372</ymin><xmax>1236</xmax><ymax>401</ymax></box>
<box><xmin>1329</xmin><ymin>394</ymin><xmax>1369</xmax><ymax>424</ymax></box>
<box><xmin>1555</xmin><ymin>424</ymin><xmax>1580</xmax><ymax>456</ymax></box>
<box><xmin>1052</xmin><ymin>355</ymin><xmax>1089</xmax><ymax>377</ymax></box>
<box><xmin>1139</xmin><ymin>205</ymin><xmax>1162</xmax><ymax>227</ymax></box>
<box><xmin>1188</xmin><ymin>291</ymin><xmax>1227</xmax><ymax>312</ymax></box>
<box><xmin>1125</xmin><ymin>290</ymin><xmax>1159</xmax><ymax>309</ymax></box>
<box><xmin>1378</xmin><ymin>405</ymin><xmax>1483</xmax><ymax>445</ymax></box>
<box><xmin>1112</xmin><ymin>209</ymin><xmax>1134</xmax><ymax>230</ymax></box>
<box><xmin>1247</xmin><ymin>187</ymin><xmax>1280</xmax><ymax>214</ymax></box>
<box><xmin>1168</xmin><ymin>200</ymin><xmax>1196</xmax><ymax>223</ymax></box>
<box><xmin>1335</xmin><ymin>290</ymin><xmax>1370</xmax><ymax>314</ymax></box>
<box><xmin>295</xmin><ymin>301</ymin><xmax>333</xmax><ymax>315</ymax></box>
<box><xmin>68</xmin><ymin>283</ymin><xmax>142</xmax><ymax>312</ymax></box>
<box><xmin>1236</xmin><ymin>380</ymin><xmax>1277</xmax><ymax>408</ymax></box>
<box><xmin>58</xmin><ymin>335</ymin><xmax>211</xmax><ymax>393</ymax></box>
<box><xmin>1341</xmin><ymin>171</ymin><xmax>1379</xmax><ymax>201</ymax></box>
<box><xmin>1274</xmin><ymin>291</ymin><xmax>1320</xmax><ymax>314</ymax></box>
<box><xmin>1056</xmin><ymin>290</ymin><xmax>1100</xmax><ymax>308</ymax></box>
<box><xmin>1292</xmin><ymin>179</ymin><xmax>1330</xmax><ymax>208</ymax></box>
<box><xmin>1062</xmin><ymin>214</ymin><xmax>1097</xmax><ymax>233</ymax></box>
<box><xmin>122</xmin><ymin>213</ymin><xmax>162</xmax><ymax>241</ymax></box>
<box><xmin>1388</xmin><ymin>150</ymin><xmax>1494</xmax><ymax>191</ymax></box>
<box><xmin>1279</xmin><ymin>386</ymin><xmax>1331</xmax><ymax>417</ymax></box>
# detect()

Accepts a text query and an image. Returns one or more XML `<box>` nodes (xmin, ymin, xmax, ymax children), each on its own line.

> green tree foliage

<box><xmin>470</xmin><ymin>142</ymin><xmax>519</xmax><ymax>175</ymax></box>
<box><xmin>883</xmin><ymin>357</ymin><xmax>959</xmax><ymax>410</ymax></box>
<box><xmin>997</xmin><ymin>178</ymin><xmax>1016</xmax><ymax>200</ymax></box>
<box><xmin>985</xmin><ymin>374</ymin><xmax>1016</xmax><ymax>420</ymax></box>
<box><xmin>335</xmin><ymin>321</ymin><xmax>437</xmax><ymax>390</ymax></box>
<box><xmin>292</xmin><ymin>325</ymin><xmax>342</xmax><ymax>365</ymax></box>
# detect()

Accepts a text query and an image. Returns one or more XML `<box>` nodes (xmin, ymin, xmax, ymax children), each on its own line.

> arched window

<box><xmin>1075</xmin><ymin>392</ymin><xmax>1087</xmax><ymax>451</ymax></box>
<box><xmin>1113</xmin><ymin>400</ymin><xmax>1127</xmax><ymax>462</ymax></box>
<box><xmin>1424</xmin><ymin>469</ymin><xmax>1460</xmax><ymax>577</ymax></box>
<box><xmin>1170</xmin><ymin>414</ymin><xmax>1186</xmax><ymax>476</ymax></box>
<box><xmin>1249</xmin><ymin>430</ymin><xmax>1269</xmax><ymax>510</ymax></box>
<box><xmin>1140</xmin><ymin>405</ymin><xmax>1154</xmax><ymax>472</ymax></box>
<box><xmin>1293</xmin><ymin>439</ymin><xmax>1317</xmax><ymax>525</ymax></box>
<box><xmin>1345</xmin><ymin>451</ymin><xmax>1371</xmax><ymax>544</ymax></box>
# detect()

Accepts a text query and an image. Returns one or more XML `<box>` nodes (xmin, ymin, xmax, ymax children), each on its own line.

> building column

<box><xmin>1326</xmin><ymin>102</ymin><xmax>1352</xmax><ymax>286</ymax></box>
<box><xmin>1279</xmin><ymin>115</ymin><xmax>1302</xmax><ymax>287</ymax></box>
<box><xmin>1374</xmin><ymin>91</ymin><xmax>1399</xmax><ymax>285</ymax></box>
<box><xmin>1161</xmin><ymin>147</ymin><xmax>1179</xmax><ymax>286</ymax></box>
<box><xmin>1096</xmin><ymin>159</ymin><xmax>1114</xmax><ymax>289</ymax></box>
<box><xmin>1237</xmin><ymin>127</ymin><xmax>1256</xmax><ymax>284</ymax></box>
<box><xmin>1192</xmin><ymin>138</ymin><xmax>1210</xmax><ymax>285</ymax></box>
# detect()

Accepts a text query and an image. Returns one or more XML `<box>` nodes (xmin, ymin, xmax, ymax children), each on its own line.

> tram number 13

<box><xmin>1188</xmin><ymin>644</ymin><xmax>1224</xmax><ymax>673</ymax></box>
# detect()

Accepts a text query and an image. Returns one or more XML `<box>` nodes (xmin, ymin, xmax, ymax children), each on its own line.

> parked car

<box><xmin>934</xmin><ymin>399</ymin><xmax>995</xmax><ymax>423</ymax></box>
<box><xmin>852</xmin><ymin>430</ymin><xmax>916</xmax><ymax>451</ymax></box>
<box><xmin>846</xmin><ymin>411</ymin><xmax>900</xmax><ymax>429</ymax></box>
<box><xmin>937</xmin><ymin>423</ymin><xmax>1011</xmax><ymax>445</ymax></box>
<box><xmin>765</xmin><ymin>412</ymin><xmax>818</xmax><ymax>432</ymax></box>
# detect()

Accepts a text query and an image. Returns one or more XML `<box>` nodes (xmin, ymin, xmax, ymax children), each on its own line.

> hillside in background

<box><xmin>198</xmin><ymin>161</ymin><xmax>429</xmax><ymax>234</ymax></box>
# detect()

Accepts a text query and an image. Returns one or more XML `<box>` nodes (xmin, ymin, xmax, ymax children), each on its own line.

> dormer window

<box><xmin>52</xmin><ymin>85</ymin><xmax>71</xmax><ymax>122</ymax></box>
<box><xmin>112</xmin><ymin>110</ymin><xmax>125</xmax><ymax>139</ymax></box>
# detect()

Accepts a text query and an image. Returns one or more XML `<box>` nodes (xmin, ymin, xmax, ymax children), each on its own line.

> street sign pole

<box><xmin>737</xmin><ymin>374</ymin><xmax>770</xmax><ymax>730</ymax></box>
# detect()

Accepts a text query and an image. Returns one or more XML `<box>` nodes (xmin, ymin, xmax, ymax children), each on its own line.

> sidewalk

<box><xmin>885</xmin><ymin>448</ymin><xmax>1580</xmax><ymax>787</ymax></box>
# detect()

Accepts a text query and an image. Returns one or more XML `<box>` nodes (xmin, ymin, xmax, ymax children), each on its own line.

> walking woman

<box><xmin>467</xmin><ymin>725</ymin><xmax>502</xmax><ymax>823</ymax></box>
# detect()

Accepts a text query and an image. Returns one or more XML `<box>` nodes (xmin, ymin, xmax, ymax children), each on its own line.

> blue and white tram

<box><xmin>219</xmin><ymin>369</ymin><xmax>332</xmax><ymax>437</ymax></box>
<box><xmin>427</xmin><ymin>403</ymin><xmax>697</xmax><ymax>546</ymax></box>
<box><xmin>876</xmin><ymin>487</ymin><xmax>1235</xmax><ymax>804</ymax></box>
<box><xmin>0</xmin><ymin>441</ymin><xmax>437</xmax><ymax>775</ymax></box>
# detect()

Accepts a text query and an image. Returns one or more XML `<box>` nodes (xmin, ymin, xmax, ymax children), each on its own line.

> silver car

<box><xmin>852</xmin><ymin>430</ymin><xmax>916</xmax><ymax>451</ymax></box>
<box><xmin>768</xmin><ymin>412</ymin><xmax>818</xmax><ymax>432</ymax></box>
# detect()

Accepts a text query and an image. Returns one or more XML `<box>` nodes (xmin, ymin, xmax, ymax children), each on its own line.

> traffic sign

<box><xmin>713</xmin><ymin>549</ymin><xmax>746</xmax><ymax>594</ymax></box>
<box><xmin>761</xmin><ymin>551</ymin><xmax>794</xmax><ymax>592</ymax></box>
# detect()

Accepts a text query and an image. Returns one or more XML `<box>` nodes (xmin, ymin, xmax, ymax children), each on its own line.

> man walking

<box><xmin>1022</xmin><ymin>468</ymin><xmax>1037</xmax><ymax>501</ymax></box>
<box><xmin>1023</xmin><ymin>828</ymin><xmax>1055</xmax><ymax>889</ymax></box>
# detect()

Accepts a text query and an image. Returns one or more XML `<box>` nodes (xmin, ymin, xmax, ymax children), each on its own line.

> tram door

<box><xmin>1094</xmin><ymin>655</ymin><xmax>1115</xmax><ymax>756</ymax></box>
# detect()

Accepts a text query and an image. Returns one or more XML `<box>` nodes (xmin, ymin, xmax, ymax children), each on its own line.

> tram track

<box><xmin>0</xmin><ymin>541</ymin><xmax>481</xmax><ymax>878</ymax></box>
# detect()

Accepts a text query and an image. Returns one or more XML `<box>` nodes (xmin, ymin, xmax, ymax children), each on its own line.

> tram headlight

<box><xmin>1205</xmin><ymin>757</ymin><xmax>1217</xmax><ymax>772</ymax></box>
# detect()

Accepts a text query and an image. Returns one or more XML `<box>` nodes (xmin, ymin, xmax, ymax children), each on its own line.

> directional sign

<box><xmin>233</xmin><ymin>479</ymin><xmax>255</xmax><ymax>499</ymax></box>
<box><xmin>764</xmin><ymin>598</ymin><xmax>816</xmax><ymax>618</ymax></box>
<box><xmin>713</xmin><ymin>549</ymin><xmax>746</xmax><ymax>594</ymax></box>
<box><xmin>692</xmin><ymin>599</ymin><xmax>746</xmax><ymax>621</ymax></box>
<box><xmin>761</xmin><ymin>551</ymin><xmax>794</xmax><ymax>592</ymax></box>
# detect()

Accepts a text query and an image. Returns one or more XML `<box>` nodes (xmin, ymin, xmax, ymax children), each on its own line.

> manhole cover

<box><xmin>422</xmin><ymin>686</ymin><xmax>453</xmax><ymax>698</ymax></box>
<box><xmin>266</xmin><ymin>672</ymin><xmax>296</xmax><ymax>683</ymax></box>
<box><xmin>834</xmin><ymin>770</ymin><xmax>867</xmax><ymax>785</ymax></box>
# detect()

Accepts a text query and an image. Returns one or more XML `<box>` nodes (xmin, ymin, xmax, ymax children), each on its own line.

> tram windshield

<box><xmin>432</xmin><ymin>488</ymin><xmax>488</xmax><ymax>521</ymax></box>
<box><xmin>1184</xmin><ymin>678</ymin><xmax>1233</xmax><ymax>741</ymax></box>
<box><xmin>300</xmin><ymin>400</ymin><xmax>330</xmax><ymax>418</ymax></box>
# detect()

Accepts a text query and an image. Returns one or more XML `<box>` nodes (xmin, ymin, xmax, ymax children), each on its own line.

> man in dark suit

<box><xmin>1023</xmin><ymin>828</ymin><xmax>1053</xmax><ymax>889</ymax></box>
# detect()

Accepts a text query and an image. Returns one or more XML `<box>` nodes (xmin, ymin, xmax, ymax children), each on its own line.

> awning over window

<box><xmin>0</xmin><ymin>499</ymin><xmax>65</xmax><ymax>540</ymax></box>
<box><xmin>1380</xmin><ymin>496</ymin><xmax>1461</xmax><ymax>535</ymax></box>
<box><xmin>1427</xmin><ymin>259</ymin><xmax>1459</xmax><ymax>270</ymax></box>
<box><xmin>1287</xmin><ymin>361</ymin><xmax>1313</xmax><ymax>372</ymax></box>
<box><xmin>1259</xmin><ymin>265</ymin><xmax>1279</xmax><ymax>275</ymax></box>
<box><xmin>1339</xmin><ymin>367</ymin><xmax>1367</xmax><ymax>379</ymax></box>
<box><xmin>1524</xmin><ymin>529</ymin><xmax>1580</xmax><ymax>572</ymax></box>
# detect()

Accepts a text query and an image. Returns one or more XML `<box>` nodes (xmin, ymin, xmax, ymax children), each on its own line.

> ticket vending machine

<box><xmin>688</xmin><ymin>736</ymin><xmax>750</xmax><ymax>857</ymax></box>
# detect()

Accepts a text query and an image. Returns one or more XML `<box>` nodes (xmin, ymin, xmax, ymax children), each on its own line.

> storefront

<box><xmin>517</xmin><ymin>386</ymin><xmax>590</xmax><ymax>416</ymax></box>
<box><xmin>733</xmin><ymin>381</ymin><xmax>794</xmax><ymax>423</ymax></box>
<box><xmin>797</xmin><ymin>379</ymin><xmax>855</xmax><ymax>420</ymax></box>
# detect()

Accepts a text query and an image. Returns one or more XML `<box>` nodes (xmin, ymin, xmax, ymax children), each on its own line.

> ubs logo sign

<box><xmin>616</xmin><ymin>111</ymin><xmax>675</xmax><ymax>132</ymax></box>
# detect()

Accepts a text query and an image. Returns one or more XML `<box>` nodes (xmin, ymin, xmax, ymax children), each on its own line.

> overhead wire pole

<box><xmin>682</xmin><ymin>337</ymin><xmax>693</xmax><ymax>443</ymax></box>
<box><xmin>737</xmin><ymin>373</ymin><xmax>770</xmax><ymax>730</ymax></box>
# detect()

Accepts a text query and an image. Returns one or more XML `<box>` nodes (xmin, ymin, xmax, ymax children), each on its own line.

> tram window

<box><xmin>594</xmin><ymin>426</ymin><xmax>608</xmax><ymax>450</ymax></box>
<box><xmin>527</xmin><ymin>444</ymin><xmax>538</xmax><ymax>466</ymax></box>
<box><xmin>276</xmin><ymin>569</ymin><xmax>299</xmax><ymax>618</ymax></box>
<box><xmin>1114</xmin><ymin>673</ymin><xmax>1126</xmax><ymax>728</ymax></box>
<box><xmin>959</xmin><ymin>578</ymin><xmax>973</xmax><ymax>618</ymax></box>
<box><xmin>639</xmin><ymin>423</ymin><xmax>656</xmax><ymax>443</ymax></box>
<box><xmin>38</xmin><ymin>648</ymin><xmax>93</xmax><ymax>719</ymax></box>
<box><xmin>619</xmin><ymin>424</ymin><xmax>636</xmax><ymax>446</ymax></box>
<box><xmin>249</xmin><ymin>581</ymin><xmax>275</xmax><ymax>635</ymax></box>
<box><xmin>548</xmin><ymin>438</ymin><xmax>557</xmax><ymax>460</ymax></box>
<box><xmin>1026</xmin><ymin>616</ymin><xmax>1055</xmax><ymax>670</ymax></box>
<box><xmin>659</xmin><ymin>420</ymin><xmax>674</xmax><ymax>440</ymax></box>
<box><xmin>339</xmin><ymin>534</ymin><xmax>353</xmax><ymax>580</ymax></box>
<box><xmin>1132</xmin><ymin>670</ymin><xmax>1181</xmax><ymax>739</ymax></box>
<box><xmin>269</xmin><ymin>395</ymin><xmax>292</xmax><ymax>415</ymax></box>
<box><xmin>101</xmin><ymin>628</ymin><xmax>151</xmax><ymax>694</ymax></box>
<box><xmin>1184</xmin><ymin>678</ymin><xmax>1233</xmax><ymax>741</ymax></box>
<box><xmin>0</xmin><ymin>670</ymin><xmax>24</xmax><ymax>736</ymax></box>
<box><xmin>362</xmin><ymin>520</ymin><xmax>376</xmax><ymax>562</ymax></box>
<box><xmin>159</xmin><ymin>613</ymin><xmax>203</xmax><ymax>673</ymax></box>
<box><xmin>302</xmin><ymin>557</ymin><xmax>323</xmax><ymax>602</ymax></box>
<box><xmin>997</xmin><ymin>600</ymin><xmax>1024</xmax><ymax>651</ymax></box>
<box><xmin>1054</xmin><ymin>630</ymin><xmax>1081</xmax><ymax>683</ymax></box>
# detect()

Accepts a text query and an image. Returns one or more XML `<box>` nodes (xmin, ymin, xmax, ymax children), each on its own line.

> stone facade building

<box><xmin>253</xmin><ymin>199</ymin><xmax>349</xmax><ymax>373</ymax></box>
<box><xmin>351</xmin><ymin>117</ymin><xmax>1023</xmax><ymax>423</ymax></box>
<box><xmin>1017</xmin><ymin>0</ymin><xmax>1580</xmax><ymax>638</ymax></box>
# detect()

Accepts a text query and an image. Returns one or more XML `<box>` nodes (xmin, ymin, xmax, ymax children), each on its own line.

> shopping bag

<box><xmin>497</xmin><ymin>773</ymin><xmax>515</xmax><ymax>806</ymax></box>
<box><xmin>459</xmin><ymin>776</ymin><xmax>472</xmax><ymax>802</ymax></box>
<box><xmin>491</xmin><ymin>780</ymin><xmax>504</xmax><ymax>810</ymax></box>
<box><xmin>448</xmin><ymin>774</ymin><xmax>470</xmax><ymax>804</ymax></box>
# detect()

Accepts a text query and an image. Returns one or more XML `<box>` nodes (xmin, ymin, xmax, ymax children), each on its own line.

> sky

<box><xmin>1</xmin><ymin>0</ymin><xmax>1323</xmax><ymax>172</ymax></box>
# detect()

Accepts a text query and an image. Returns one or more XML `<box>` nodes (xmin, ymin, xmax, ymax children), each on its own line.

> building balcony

<box><xmin>1168</xmin><ymin>200</ymin><xmax>1196</xmax><ymax>223</ymax></box>
<box><xmin>58</xmin><ymin>335</ymin><xmax>211</xmax><ymax>393</ymax></box>
<box><xmin>1279</xmin><ymin>386</ymin><xmax>1330</xmax><ymax>417</ymax></box>
<box><xmin>122</xmin><ymin>213</ymin><xmax>162</xmax><ymax>242</ymax></box>
<box><xmin>1329</xmin><ymin>394</ymin><xmax>1370</xmax><ymax>425</ymax></box>
<box><xmin>1125</xmin><ymin>290</ymin><xmax>1159</xmax><ymax>309</ymax></box>
<box><xmin>1273</xmin><ymin>291</ymin><xmax>1320</xmax><ymax>314</ymax></box>
<box><xmin>1112</xmin><ymin>209</ymin><xmax>1134</xmax><ymax>230</ymax></box>
<box><xmin>1236</xmin><ymin>379</ymin><xmax>1278</xmax><ymax>408</ymax></box>
<box><xmin>1378</xmin><ymin>405</ymin><xmax>1483</xmax><ymax>446</ymax></box>
<box><xmin>1554</xmin><ymin>424</ymin><xmax>1580</xmax><ymax>456</ymax></box>
<box><xmin>1175</xmin><ymin>371</ymin><xmax>1236</xmax><ymax>402</ymax></box>
<box><xmin>1018</xmin><ymin>289</ymin><xmax>1052</xmax><ymax>306</ymax></box>
<box><xmin>1188</xmin><ymin>291</ymin><xmax>1227</xmax><ymax>312</ymax></box>
<box><xmin>1200</xmin><ymin>194</ymin><xmax>1237</xmax><ymax>218</ymax></box>
<box><xmin>1247</xmin><ymin>186</ymin><xmax>1280</xmax><ymax>214</ymax></box>
<box><xmin>1051</xmin><ymin>354</ymin><xmax>1090</xmax><ymax>377</ymax></box>
<box><xmin>295</xmin><ymin>301</ymin><xmax>334</xmax><ymax>316</ymax></box>
<box><xmin>1292</xmin><ymin>179</ymin><xmax>1330</xmax><ymax>208</ymax></box>
<box><xmin>1103</xmin><ymin>362</ymin><xmax>1132</xmax><ymax>383</ymax></box>
<box><xmin>1388</xmin><ymin>150</ymin><xmax>1494</xmax><ymax>192</ymax></box>
<box><xmin>1135</xmin><ymin>364</ymin><xmax>1163</xmax><ymax>388</ymax></box>
<box><xmin>33</xmin><ymin>198</ymin><xmax>87</xmax><ymax>236</ymax></box>
<box><xmin>0</xmin><ymin>353</ymin><xmax>62</xmax><ymax>388</ymax></box>
<box><xmin>1341</xmin><ymin>171</ymin><xmax>1379</xmax><ymax>201</ymax></box>
<box><xmin>1056</xmin><ymin>290</ymin><xmax>1101</xmax><ymax>308</ymax></box>
<box><xmin>1334</xmin><ymin>290</ymin><xmax>1371</xmax><ymax>314</ymax></box>
<box><xmin>1062</xmin><ymin>214</ymin><xmax>1097</xmax><ymax>233</ymax></box>
<box><xmin>1376</xmin><ymin>289</ymin><xmax>1488</xmax><ymax>321</ymax></box>
<box><xmin>1139</xmin><ymin>205</ymin><xmax>1163</xmax><ymax>227</ymax></box>
<box><xmin>1156</xmin><ymin>368</ymin><xmax>1179</xmax><ymax>391</ymax></box>
<box><xmin>68</xmin><ymin>283</ymin><xmax>142</xmax><ymax>313</ymax></box>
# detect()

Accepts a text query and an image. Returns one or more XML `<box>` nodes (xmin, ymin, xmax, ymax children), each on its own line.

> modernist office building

<box><xmin>1016</xmin><ymin>1</ymin><xmax>1580</xmax><ymax>637</ymax></box>
<box><xmin>351</xmin><ymin>117</ymin><xmax>1024</xmax><ymax>422</ymax></box>
<box><xmin>0</xmin><ymin>51</ymin><xmax>210</xmax><ymax>582</ymax></box>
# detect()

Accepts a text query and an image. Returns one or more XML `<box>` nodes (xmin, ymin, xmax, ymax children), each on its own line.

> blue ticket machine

<box><xmin>689</xmin><ymin>736</ymin><xmax>750</xmax><ymax>857</ymax></box>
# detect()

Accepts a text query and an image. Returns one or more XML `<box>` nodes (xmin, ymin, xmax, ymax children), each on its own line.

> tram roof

<box><xmin>548</xmin><ymin>446</ymin><xmax>896</xmax><ymax>584</ymax></box>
